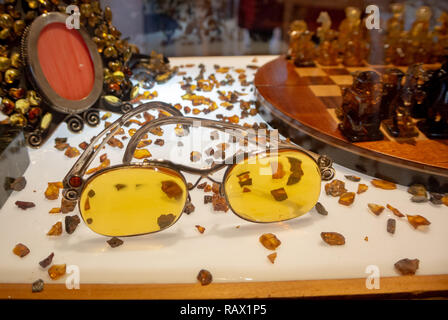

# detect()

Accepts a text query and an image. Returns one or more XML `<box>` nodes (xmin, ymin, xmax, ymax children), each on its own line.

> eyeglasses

<box><xmin>63</xmin><ymin>102</ymin><xmax>335</xmax><ymax>237</ymax></box>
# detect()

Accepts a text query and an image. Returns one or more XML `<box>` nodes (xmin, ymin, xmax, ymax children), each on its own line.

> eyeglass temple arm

<box><xmin>63</xmin><ymin>101</ymin><xmax>183</xmax><ymax>186</ymax></box>
<box><xmin>123</xmin><ymin>116</ymin><xmax>335</xmax><ymax>180</ymax></box>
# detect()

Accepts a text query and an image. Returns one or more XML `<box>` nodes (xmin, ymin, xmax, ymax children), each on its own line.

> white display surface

<box><xmin>0</xmin><ymin>56</ymin><xmax>447</xmax><ymax>286</ymax></box>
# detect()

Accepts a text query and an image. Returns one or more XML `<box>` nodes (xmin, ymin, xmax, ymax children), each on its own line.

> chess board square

<box><xmin>295</xmin><ymin>68</ymin><xmax>327</xmax><ymax>77</ymax></box>
<box><xmin>302</xmin><ymin>76</ymin><xmax>335</xmax><ymax>85</ymax></box>
<box><xmin>318</xmin><ymin>96</ymin><xmax>342</xmax><ymax>109</ymax></box>
<box><xmin>309</xmin><ymin>85</ymin><xmax>342</xmax><ymax>97</ymax></box>
<box><xmin>346</xmin><ymin>67</ymin><xmax>376</xmax><ymax>73</ymax></box>
<box><xmin>322</xmin><ymin>68</ymin><xmax>350</xmax><ymax>75</ymax></box>
<box><xmin>329</xmin><ymin>75</ymin><xmax>353</xmax><ymax>86</ymax></box>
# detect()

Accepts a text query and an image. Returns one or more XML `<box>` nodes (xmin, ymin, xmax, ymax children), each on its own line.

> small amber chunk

<box><xmin>48</xmin><ymin>264</ymin><xmax>66</xmax><ymax>280</ymax></box>
<box><xmin>107</xmin><ymin>137</ymin><xmax>124</xmax><ymax>149</ymax></box>
<box><xmin>394</xmin><ymin>258</ymin><xmax>419</xmax><ymax>275</ymax></box>
<box><xmin>15</xmin><ymin>200</ymin><xmax>35</xmax><ymax>210</ymax></box>
<box><xmin>325</xmin><ymin>179</ymin><xmax>347</xmax><ymax>197</ymax></box>
<box><xmin>368</xmin><ymin>203</ymin><xmax>385</xmax><ymax>216</ymax></box>
<box><xmin>406</xmin><ymin>214</ymin><xmax>431</xmax><ymax>229</ymax></box>
<box><xmin>197</xmin><ymin>269</ymin><xmax>213</xmax><ymax>286</ymax></box>
<box><xmin>338</xmin><ymin>192</ymin><xmax>355</xmax><ymax>206</ymax></box>
<box><xmin>211</xmin><ymin>183</ymin><xmax>220</xmax><ymax>194</ymax></box>
<box><xmin>267</xmin><ymin>252</ymin><xmax>277</xmax><ymax>264</ymax></box>
<box><xmin>107</xmin><ymin>237</ymin><xmax>124</xmax><ymax>248</ymax></box>
<box><xmin>387</xmin><ymin>219</ymin><xmax>396</xmax><ymax>234</ymax></box>
<box><xmin>65</xmin><ymin>215</ymin><xmax>81</xmax><ymax>234</ymax></box>
<box><xmin>47</xmin><ymin>221</ymin><xmax>62</xmax><ymax>236</ymax></box>
<box><xmin>271</xmin><ymin>162</ymin><xmax>285</xmax><ymax>179</ymax></box>
<box><xmin>161</xmin><ymin>181</ymin><xmax>183</xmax><ymax>200</ymax></box>
<box><xmin>271</xmin><ymin>188</ymin><xmax>288</xmax><ymax>201</ymax></box>
<box><xmin>137</xmin><ymin>140</ymin><xmax>152</xmax><ymax>148</ymax></box>
<box><xmin>345</xmin><ymin>175</ymin><xmax>361</xmax><ymax>182</ymax></box>
<box><xmin>386</xmin><ymin>204</ymin><xmax>405</xmax><ymax>218</ymax></box>
<box><xmin>212</xmin><ymin>194</ymin><xmax>229</xmax><ymax>212</ymax></box>
<box><xmin>371</xmin><ymin>179</ymin><xmax>397</xmax><ymax>190</ymax></box>
<box><xmin>157</xmin><ymin>214</ymin><xmax>176</xmax><ymax>229</ymax></box>
<box><xmin>13</xmin><ymin>243</ymin><xmax>30</xmax><ymax>257</ymax></box>
<box><xmin>190</xmin><ymin>151</ymin><xmax>201</xmax><ymax>162</ymax></box>
<box><xmin>195</xmin><ymin>225</ymin><xmax>206</xmax><ymax>234</ymax></box>
<box><xmin>442</xmin><ymin>196</ymin><xmax>448</xmax><ymax>207</ymax></box>
<box><xmin>45</xmin><ymin>183</ymin><xmax>60</xmax><ymax>200</ymax></box>
<box><xmin>321</xmin><ymin>232</ymin><xmax>345</xmax><ymax>245</ymax></box>
<box><xmin>315</xmin><ymin>202</ymin><xmax>328</xmax><ymax>215</ymax></box>
<box><xmin>134</xmin><ymin>149</ymin><xmax>152</xmax><ymax>159</ymax></box>
<box><xmin>39</xmin><ymin>253</ymin><xmax>54</xmax><ymax>268</ymax></box>
<box><xmin>49</xmin><ymin>207</ymin><xmax>61</xmax><ymax>214</ymax></box>
<box><xmin>64</xmin><ymin>147</ymin><xmax>80</xmax><ymax>158</ymax></box>
<box><xmin>259</xmin><ymin>233</ymin><xmax>281</xmax><ymax>250</ymax></box>
<box><xmin>357</xmin><ymin>184</ymin><xmax>368</xmax><ymax>194</ymax></box>
<box><xmin>237</xmin><ymin>171</ymin><xmax>252</xmax><ymax>187</ymax></box>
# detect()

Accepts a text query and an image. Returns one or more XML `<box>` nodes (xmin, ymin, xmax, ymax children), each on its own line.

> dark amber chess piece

<box><xmin>338</xmin><ymin>71</ymin><xmax>384</xmax><ymax>142</ymax></box>
<box><xmin>316</xmin><ymin>12</ymin><xmax>338</xmax><ymax>66</ymax></box>
<box><xmin>383</xmin><ymin>64</ymin><xmax>427</xmax><ymax>138</ymax></box>
<box><xmin>379</xmin><ymin>68</ymin><xmax>405</xmax><ymax>120</ymax></box>
<box><xmin>417</xmin><ymin>59</ymin><xmax>448</xmax><ymax>139</ymax></box>
<box><xmin>288</xmin><ymin>20</ymin><xmax>315</xmax><ymax>67</ymax></box>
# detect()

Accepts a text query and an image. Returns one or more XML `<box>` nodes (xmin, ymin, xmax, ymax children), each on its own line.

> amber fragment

<box><xmin>134</xmin><ymin>149</ymin><xmax>152</xmax><ymax>159</ymax></box>
<box><xmin>315</xmin><ymin>202</ymin><xmax>328</xmax><ymax>215</ymax></box>
<box><xmin>39</xmin><ymin>253</ymin><xmax>54</xmax><ymax>268</ymax></box>
<box><xmin>65</xmin><ymin>215</ymin><xmax>81</xmax><ymax>234</ymax></box>
<box><xmin>267</xmin><ymin>252</ymin><xmax>277</xmax><ymax>264</ymax></box>
<box><xmin>325</xmin><ymin>179</ymin><xmax>347</xmax><ymax>197</ymax></box>
<box><xmin>271</xmin><ymin>188</ymin><xmax>288</xmax><ymax>201</ymax></box>
<box><xmin>321</xmin><ymin>232</ymin><xmax>345</xmax><ymax>245</ymax></box>
<box><xmin>212</xmin><ymin>194</ymin><xmax>229</xmax><ymax>212</ymax></box>
<box><xmin>338</xmin><ymin>192</ymin><xmax>355</xmax><ymax>206</ymax></box>
<box><xmin>45</xmin><ymin>183</ymin><xmax>60</xmax><ymax>200</ymax></box>
<box><xmin>204</xmin><ymin>195</ymin><xmax>213</xmax><ymax>204</ymax></box>
<box><xmin>48</xmin><ymin>264</ymin><xmax>66</xmax><ymax>280</ymax></box>
<box><xmin>107</xmin><ymin>137</ymin><xmax>124</xmax><ymax>149</ymax></box>
<box><xmin>195</xmin><ymin>225</ymin><xmax>206</xmax><ymax>234</ymax></box>
<box><xmin>259</xmin><ymin>233</ymin><xmax>281</xmax><ymax>250</ymax></box>
<box><xmin>32</xmin><ymin>279</ymin><xmax>44</xmax><ymax>293</ymax></box>
<box><xmin>386</xmin><ymin>204</ymin><xmax>405</xmax><ymax>218</ymax></box>
<box><xmin>394</xmin><ymin>258</ymin><xmax>419</xmax><ymax>275</ymax></box>
<box><xmin>442</xmin><ymin>196</ymin><xmax>448</xmax><ymax>207</ymax></box>
<box><xmin>161</xmin><ymin>181</ymin><xmax>183</xmax><ymax>200</ymax></box>
<box><xmin>49</xmin><ymin>207</ymin><xmax>61</xmax><ymax>214</ymax></box>
<box><xmin>61</xmin><ymin>198</ymin><xmax>76</xmax><ymax>214</ymax></box>
<box><xmin>242</xmin><ymin>187</ymin><xmax>251</xmax><ymax>193</ymax></box>
<box><xmin>9</xmin><ymin>177</ymin><xmax>26</xmax><ymax>191</ymax></box>
<box><xmin>197</xmin><ymin>269</ymin><xmax>213</xmax><ymax>286</ymax></box>
<box><xmin>371</xmin><ymin>179</ymin><xmax>396</xmax><ymax>190</ymax></box>
<box><xmin>345</xmin><ymin>175</ymin><xmax>361</xmax><ymax>182</ymax></box>
<box><xmin>406</xmin><ymin>215</ymin><xmax>431</xmax><ymax>229</ymax></box>
<box><xmin>47</xmin><ymin>221</ymin><xmax>62</xmax><ymax>236</ymax></box>
<box><xmin>157</xmin><ymin>214</ymin><xmax>176</xmax><ymax>229</ymax></box>
<box><xmin>15</xmin><ymin>201</ymin><xmax>35</xmax><ymax>210</ymax></box>
<box><xmin>271</xmin><ymin>162</ymin><xmax>285</xmax><ymax>179</ymax></box>
<box><xmin>368</xmin><ymin>203</ymin><xmax>385</xmax><ymax>216</ymax></box>
<box><xmin>13</xmin><ymin>243</ymin><xmax>30</xmax><ymax>257</ymax></box>
<box><xmin>64</xmin><ymin>147</ymin><xmax>80</xmax><ymax>158</ymax></box>
<box><xmin>190</xmin><ymin>151</ymin><xmax>201</xmax><ymax>162</ymax></box>
<box><xmin>357</xmin><ymin>184</ymin><xmax>368</xmax><ymax>194</ymax></box>
<box><xmin>78</xmin><ymin>141</ymin><xmax>88</xmax><ymax>150</ymax></box>
<box><xmin>183</xmin><ymin>202</ymin><xmax>195</xmax><ymax>214</ymax></box>
<box><xmin>387</xmin><ymin>219</ymin><xmax>396</xmax><ymax>234</ymax></box>
<box><xmin>211</xmin><ymin>183</ymin><xmax>220</xmax><ymax>194</ymax></box>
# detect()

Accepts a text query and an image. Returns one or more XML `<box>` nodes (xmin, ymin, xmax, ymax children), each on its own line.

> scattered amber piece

<box><xmin>65</xmin><ymin>215</ymin><xmax>81</xmax><ymax>234</ymax></box>
<box><xmin>386</xmin><ymin>204</ymin><xmax>405</xmax><ymax>218</ymax></box>
<box><xmin>190</xmin><ymin>151</ymin><xmax>201</xmax><ymax>162</ymax></box>
<box><xmin>267</xmin><ymin>252</ymin><xmax>277</xmax><ymax>264</ymax></box>
<box><xmin>48</xmin><ymin>264</ymin><xmax>66</xmax><ymax>280</ymax></box>
<box><xmin>371</xmin><ymin>179</ymin><xmax>396</xmax><ymax>190</ymax></box>
<box><xmin>357</xmin><ymin>184</ymin><xmax>368</xmax><ymax>194</ymax></box>
<box><xmin>15</xmin><ymin>201</ymin><xmax>35</xmax><ymax>210</ymax></box>
<box><xmin>259</xmin><ymin>233</ymin><xmax>281</xmax><ymax>250</ymax></box>
<box><xmin>39</xmin><ymin>253</ymin><xmax>54</xmax><ymax>268</ymax></box>
<box><xmin>107</xmin><ymin>237</ymin><xmax>123</xmax><ymax>248</ymax></box>
<box><xmin>216</xmin><ymin>67</ymin><xmax>230</xmax><ymax>73</ymax></box>
<box><xmin>368</xmin><ymin>203</ymin><xmax>385</xmax><ymax>216</ymax></box>
<box><xmin>212</xmin><ymin>194</ymin><xmax>229</xmax><ymax>212</ymax></box>
<box><xmin>161</xmin><ymin>181</ymin><xmax>183</xmax><ymax>200</ymax></box>
<box><xmin>154</xmin><ymin>139</ymin><xmax>164</xmax><ymax>146</ymax></box>
<box><xmin>13</xmin><ymin>243</ymin><xmax>30</xmax><ymax>257</ymax></box>
<box><xmin>47</xmin><ymin>221</ymin><xmax>62</xmax><ymax>236</ymax></box>
<box><xmin>237</xmin><ymin>171</ymin><xmax>252</xmax><ymax>187</ymax></box>
<box><xmin>387</xmin><ymin>219</ymin><xmax>396</xmax><ymax>234</ymax></box>
<box><xmin>61</xmin><ymin>198</ymin><xmax>76</xmax><ymax>214</ymax></box>
<box><xmin>345</xmin><ymin>175</ymin><xmax>361</xmax><ymax>182</ymax></box>
<box><xmin>195</xmin><ymin>225</ymin><xmax>206</xmax><ymax>234</ymax></box>
<box><xmin>134</xmin><ymin>149</ymin><xmax>152</xmax><ymax>159</ymax></box>
<box><xmin>197</xmin><ymin>269</ymin><xmax>213</xmax><ymax>286</ymax></box>
<box><xmin>325</xmin><ymin>179</ymin><xmax>347</xmax><ymax>197</ymax></box>
<box><xmin>406</xmin><ymin>214</ymin><xmax>431</xmax><ymax>229</ymax></box>
<box><xmin>271</xmin><ymin>162</ymin><xmax>285</xmax><ymax>179</ymax></box>
<box><xmin>101</xmin><ymin>112</ymin><xmax>112</xmax><ymax>120</ymax></box>
<box><xmin>78</xmin><ymin>141</ymin><xmax>88</xmax><ymax>150</ymax></box>
<box><xmin>442</xmin><ymin>196</ymin><xmax>448</xmax><ymax>207</ymax></box>
<box><xmin>86</xmin><ymin>158</ymin><xmax>111</xmax><ymax>175</ymax></box>
<box><xmin>338</xmin><ymin>192</ymin><xmax>355</xmax><ymax>206</ymax></box>
<box><xmin>394</xmin><ymin>258</ymin><xmax>419</xmax><ymax>275</ymax></box>
<box><xmin>204</xmin><ymin>184</ymin><xmax>211</xmax><ymax>192</ymax></box>
<box><xmin>271</xmin><ymin>188</ymin><xmax>288</xmax><ymax>201</ymax></box>
<box><xmin>32</xmin><ymin>279</ymin><xmax>44</xmax><ymax>293</ymax></box>
<box><xmin>64</xmin><ymin>147</ymin><xmax>80</xmax><ymax>158</ymax></box>
<box><xmin>157</xmin><ymin>213</ymin><xmax>176</xmax><ymax>229</ymax></box>
<box><xmin>315</xmin><ymin>202</ymin><xmax>328</xmax><ymax>215</ymax></box>
<box><xmin>107</xmin><ymin>137</ymin><xmax>124</xmax><ymax>149</ymax></box>
<box><xmin>45</xmin><ymin>183</ymin><xmax>60</xmax><ymax>200</ymax></box>
<box><xmin>183</xmin><ymin>202</ymin><xmax>195</xmax><ymax>214</ymax></box>
<box><xmin>364</xmin><ymin>236</ymin><xmax>369</xmax><ymax>242</ymax></box>
<box><xmin>321</xmin><ymin>232</ymin><xmax>345</xmax><ymax>245</ymax></box>
<box><xmin>211</xmin><ymin>183</ymin><xmax>220</xmax><ymax>194</ymax></box>
<box><xmin>49</xmin><ymin>207</ymin><xmax>61</xmax><ymax>214</ymax></box>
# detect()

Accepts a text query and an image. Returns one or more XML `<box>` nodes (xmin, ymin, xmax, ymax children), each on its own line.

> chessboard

<box><xmin>254</xmin><ymin>56</ymin><xmax>448</xmax><ymax>192</ymax></box>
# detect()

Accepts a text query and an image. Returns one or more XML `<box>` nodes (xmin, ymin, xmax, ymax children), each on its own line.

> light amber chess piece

<box><xmin>338</xmin><ymin>7</ymin><xmax>362</xmax><ymax>53</ymax></box>
<box><xmin>316</xmin><ymin>12</ymin><xmax>338</xmax><ymax>66</ymax></box>
<box><xmin>433</xmin><ymin>12</ymin><xmax>448</xmax><ymax>63</ymax></box>
<box><xmin>408</xmin><ymin>6</ymin><xmax>433</xmax><ymax>64</ymax></box>
<box><xmin>288</xmin><ymin>20</ymin><xmax>315</xmax><ymax>67</ymax></box>
<box><xmin>385</xmin><ymin>3</ymin><xmax>405</xmax><ymax>65</ymax></box>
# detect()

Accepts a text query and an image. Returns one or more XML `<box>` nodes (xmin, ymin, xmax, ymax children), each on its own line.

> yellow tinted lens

<box><xmin>224</xmin><ymin>150</ymin><xmax>321</xmax><ymax>222</ymax></box>
<box><xmin>79</xmin><ymin>166</ymin><xmax>187</xmax><ymax>236</ymax></box>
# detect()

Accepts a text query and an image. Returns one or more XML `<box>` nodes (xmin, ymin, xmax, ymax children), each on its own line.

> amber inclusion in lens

<box><xmin>224</xmin><ymin>149</ymin><xmax>321</xmax><ymax>222</ymax></box>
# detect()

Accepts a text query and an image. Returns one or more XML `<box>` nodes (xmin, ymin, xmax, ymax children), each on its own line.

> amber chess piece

<box><xmin>379</xmin><ymin>68</ymin><xmax>405</xmax><ymax>120</ymax></box>
<box><xmin>408</xmin><ymin>6</ymin><xmax>433</xmax><ymax>64</ymax></box>
<box><xmin>433</xmin><ymin>12</ymin><xmax>448</xmax><ymax>63</ymax></box>
<box><xmin>316</xmin><ymin>12</ymin><xmax>338</xmax><ymax>66</ymax></box>
<box><xmin>342</xmin><ymin>29</ymin><xmax>367</xmax><ymax>67</ymax></box>
<box><xmin>385</xmin><ymin>3</ymin><xmax>405</xmax><ymax>65</ymax></box>
<box><xmin>383</xmin><ymin>64</ymin><xmax>428</xmax><ymax>138</ymax></box>
<box><xmin>338</xmin><ymin>71</ymin><xmax>384</xmax><ymax>142</ymax></box>
<box><xmin>338</xmin><ymin>7</ymin><xmax>362</xmax><ymax>53</ymax></box>
<box><xmin>287</xmin><ymin>20</ymin><xmax>315</xmax><ymax>67</ymax></box>
<box><xmin>417</xmin><ymin>59</ymin><xmax>448</xmax><ymax>139</ymax></box>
